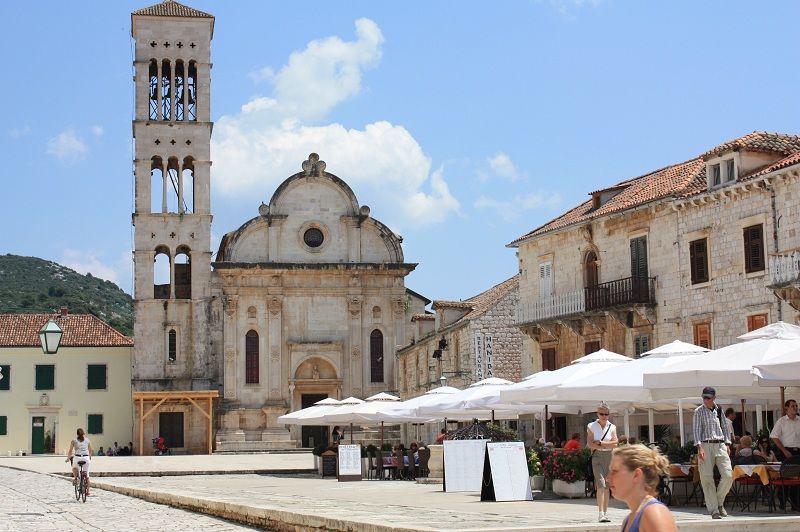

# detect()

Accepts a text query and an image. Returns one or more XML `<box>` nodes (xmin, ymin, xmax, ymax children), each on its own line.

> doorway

<box><xmin>300</xmin><ymin>393</ymin><xmax>329</xmax><ymax>448</ymax></box>
<box><xmin>31</xmin><ymin>417</ymin><xmax>45</xmax><ymax>454</ymax></box>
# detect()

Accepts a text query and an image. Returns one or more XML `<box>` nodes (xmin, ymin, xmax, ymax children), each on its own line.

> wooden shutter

<box><xmin>690</xmin><ymin>239</ymin><xmax>709</xmax><ymax>284</ymax></box>
<box><xmin>87</xmin><ymin>364</ymin><xmax>107</xmax><ymax>390</ymax></box>
<box><xmin>168</xmin><ymin>329</ymin><xmax>177</xmax><ymax>361</ymax></box>
<box><xmin>0</xmin><ymin>416</ymin><xmax>7</xmax><ymax>436</ymax></box>
<box><xmin>693</xmin><ymin>323</ymin><xmax>711</xmax><ymax>349</ymax></box>
<box><xmin>245</xmin><ymin>330</ymin><xmax>259</xmax><ymax>384</ymax></box>
<box><xmin>88</xmin><ymin>414</ymin><xmax>103</xmax><ymax>434</ymax></box>
<box><xmin>35</xmin><ymin>365</ymin><xmax>55</xmax><ymax>390</ymax></box>
<box><xmin>630</xmin><ymin>237</ymin><xmax>648</xmax><ymax>278</ymax></box>
<box><xmin>635</xmin><ymin>335</ymin><xmax>650</xmax><ymax>357</ymax></box>
<box><xmin>539</xmin><ymin>262</ymin><xmax>553</xmax><ymax>297</ymax></box>
<box><xmin>541</xmin><ymin>348</ymin><xmax>556</xmax><ymax>371</ymax></box>
<box><xmin>0</xmin><ymin>365</ymin><xmax>9</xmax><ymax>391</ymax></box>
<box><xmin>747</xmin><ymin>314</ymin><xmax>768</xmax><ymax>332</ymax></box>
<box><xmin>743</xmin><ymin>225</ymin><xmax>765</xmax><ymax>273</ymax></box>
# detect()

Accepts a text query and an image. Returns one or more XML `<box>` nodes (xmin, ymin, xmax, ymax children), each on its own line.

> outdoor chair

<box><xmin>379</xmin><ymin>451</ymin><xmax>394</xmax><ymax>480</ymax></box>
<box><xmin>770</xmin><ymin>457</ymin><xmax>800</xmax><ymax>512</ymax></box>
<box><xmin>732</xmin><ymin>455</ymin><xmax>767</xmax><ymax>511</ymax></box>
<box><xmin>366</xmin><ymin>450</ymin><xmax>378</xmax><ymax>480</ymax></box>
<box><xmin>417</xmin><ymin>448</ymin><xmax>431</xmax><ymax>478</ymax></box>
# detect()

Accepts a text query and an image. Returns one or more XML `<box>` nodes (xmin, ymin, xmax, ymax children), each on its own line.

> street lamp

<box><xmin>38</xmin><ymin>319</ymin><xmax>63</xmax><ymax>354</ymax></box>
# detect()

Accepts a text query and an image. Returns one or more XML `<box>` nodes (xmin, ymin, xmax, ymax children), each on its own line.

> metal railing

<box><xmin>770</xmin><ymin>252</ymin><xmax>800</xmax><ymax>285</ymax></box>
<box><xmin>516</xmin><ymin>290</ymin><xmax>585</xmax><ymax>324</ymax></box>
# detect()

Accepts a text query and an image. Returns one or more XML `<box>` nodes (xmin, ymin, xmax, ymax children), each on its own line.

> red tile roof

<box><xmin>0</xmin><ymin>314</ymin><xmax>133</xmax><ymax>348</ymax></box>
<box><xmin>509</xmin><ymin>132</ymin><xmax>800</xmax><ymax>245</ymax></box>
<box><xmin>133</xmin><ymin>0</ymin><xmax>212</xmax><ymax>18</ymax></box>
<box><xmin>445</xmin><ymin>275</ymin><xmax>519</xmax><ymax>327</ymax></box>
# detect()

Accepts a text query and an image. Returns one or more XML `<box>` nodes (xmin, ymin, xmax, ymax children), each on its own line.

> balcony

<box><xmin>768</xmin><ymin>252</ymin><xmax>800</xmax><ymax>310</ymax></box>
<box><xmin>517</xmin><ymin>276</ymin><xmax>656</xmax><ymax>326</ymax></box>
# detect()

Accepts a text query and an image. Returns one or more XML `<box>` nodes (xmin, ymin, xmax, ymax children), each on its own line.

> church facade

<box><xmin>131</xmin><ymin>1</ymin><xmax>418</xmax><ymax>452</ymax></box>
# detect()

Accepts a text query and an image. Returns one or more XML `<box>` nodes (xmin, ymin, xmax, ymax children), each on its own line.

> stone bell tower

<box><xmin>131</xmin><ymin>1</ymin><xmax>215</xmax><ymax>395</ymax></box>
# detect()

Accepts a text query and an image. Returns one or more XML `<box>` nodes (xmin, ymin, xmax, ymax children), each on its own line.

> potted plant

<box><xmin>527</xmin><ymin>448</ymin><xmax>545</xmax><ymax>491</ymax></box>
<box><xmin>542</xmin><ymin>448</ymin><xmax>591</xmax><ymax>498</ymax></box>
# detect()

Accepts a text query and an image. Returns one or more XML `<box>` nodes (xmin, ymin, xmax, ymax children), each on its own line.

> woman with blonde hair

<box><xmin>608</xmin><ymin>445</ymin><xmax>677</xmax><ymax>532</ymax></box>
<box><xmin>587</xmin><ymin>402</ymin><xmax>618</xmax><ymax>523</ymax></box>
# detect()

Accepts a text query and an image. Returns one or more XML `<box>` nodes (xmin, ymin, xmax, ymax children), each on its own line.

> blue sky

<box><xmin>1</xmin><ymin>1</ymin><xmax>798</xmax><ymax>302</ymax></box>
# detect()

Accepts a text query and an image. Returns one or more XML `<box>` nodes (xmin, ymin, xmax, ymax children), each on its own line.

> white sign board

<box><xmin>486</xmin><ymin>442</ymin><xmax>532</xmax><ymax>501</ymax></box>
<box><xmin>443</xmin><ymin>439</ymin><xmax>488</xmax><ymax>492</ymax></box>
<box><xmin>475</xmin><ymin>333</ymin><xmax>484</xmax><ymax>380</ymax></box>
<box><xmin>484</xmin><ymin>334</ymin><xmax>494</xmax><ymax>377</ymax></box>
<box><xmin>337</xmin><ymin>444</ymin><xmax>362</xmax><ymax>477</ymax></box>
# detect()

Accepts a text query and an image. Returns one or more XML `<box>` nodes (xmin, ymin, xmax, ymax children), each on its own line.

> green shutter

<box><xmin>0</xmin><ymin>416</ymin><xmax>7</xmax><ymax>435</ymax></box>
<box><xmin>0</xmin><ymin>365</ymin><xmax>9</xmax><ymax>391</ymax></box>
<box><xmin>87</xmin><ymin>365</ymin><xmax>107</xmax><ymax>390</ymax></box>
<box><xmin>87</xmin><ymin>414</ymin><xmax>103</xmax><ymax>434</ymax></box>
<box><xmin>35</xmin><ymin>365</ymin><xmax>55</xmax><ymax>390</ymax></box>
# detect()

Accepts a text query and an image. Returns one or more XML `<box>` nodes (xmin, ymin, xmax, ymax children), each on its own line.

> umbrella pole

<box><xmin>544</xmin><ymin>405</ymin><xmax>549</xmax><ymax>442</ymax></box>
<box><xmin>648</xmin><ymin>409</ymin><xmax>654</xmax><ymax>445</ymax></box>
<box><xmin>350</xmin><ymin>422</ymin><xmax>354</xmax><ymax>444</ymax></box>
<box><xmin>381</xmin><ymin>421</ymin><xmax>384</xmax><ymax>449</ymax></box>
<box><xmin>780</xmin><ymin>386</ymin><xmax>786</xmax><ymax>415</ymax></box>
<box><xmin>624</xmin><ymin>409</ymin><xmax>631</xmax><ymax>442</ymax></box>
<box><xmin>756</xmin><ymin>404</ymin><xmax>763</xmax><ymax>433</ymax></box>
<box><xmin>491</xmin><ymin>410</ymin><xmax>495</xmax><ymax>424</ymax></box>
<box><xmin>678</xmin><ymin>400</ymin><xmax>685</xmax><ymax>446</ymax></box>
<box><xmin>740</xmin><ymin>399</ymin><xmax>746</xmax><ymax>434</ymax></box>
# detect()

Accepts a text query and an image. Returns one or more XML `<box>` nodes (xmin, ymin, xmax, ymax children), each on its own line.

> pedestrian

<box><xmin>564</xmin><ymin>432</ymin><xmax>582</xmax><ymax>451</ymax></box>
<box><xmin>587</xmin><ymin>401</ymin><xmax>618</xmax><ymax>523</ymax></box>
<box><xmin>331</xmin><ymin>426</ymin><xmax>341</xmax><ymax>446</ymax></box>
<box><xmin>128</xmin><ymin>441</ymin><xmax>134</xmax><ymax>456</ymax></box>
<box><xmin>692</xmin><ymin>386</ymin><xmax>733</xmax><ymax>519</ymax></box>
<box><xmin>436</xmin><ymin>428</ymin><xmax>447</xmax><ymax>443</ymax></box>
<box><xmin>724</xmin><ymin>408</ymin><xmax>737</xmax><ymax>440</ymax></box>
<box><xmin>608</xmin><ymin>445</ymin><xmax>677</xmax><ymax>532</ymax></box>
<box><xmin>770</xmin><ymin>398</ymin><xmax>800</xmax><ymax>460</ymax></box>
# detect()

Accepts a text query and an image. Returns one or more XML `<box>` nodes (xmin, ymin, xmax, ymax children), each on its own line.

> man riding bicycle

<box><xmin>65</xmin><ymin>428</ymin><xmax>94</xmax><ymax>496</ymax></box>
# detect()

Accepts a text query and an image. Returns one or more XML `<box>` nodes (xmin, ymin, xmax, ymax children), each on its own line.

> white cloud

<box><xmin>212</xmin><ymin>19</ymin><xmax>459</xmax><ymax>230</ymax></box>
<box><xmin>9</xmin><ymin>125</ymin><xmax>31</xmax><ymax>138</ymax></box>
<box><xmin>474</xmin><ymin>192</ymin><xmax>561</xmax><ymax>222</ymax></box>
<box><xmin>487</xmin><ymin>153</ymin><xmax>522</xmax><ymax>181</ymax></box>
<box><xmin>91</xmin><ymin>125</ymin><xmax>104</xmax><ymax>136</ymax></box>
<box><xmin>60</xmin><ymin>249</ymin><xmax>123</xmax><ymax>286</ymax></box>
<box><xmin>46</xmin><ymin>130</ymin><xmax>88</xmax><ymax>163</ymax></box>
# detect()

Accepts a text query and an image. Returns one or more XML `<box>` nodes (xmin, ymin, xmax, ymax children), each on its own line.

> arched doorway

<box><xmin>293</xmin><ymin>357</ymin><xmax>339</xmax><ymax>448</ymax></box>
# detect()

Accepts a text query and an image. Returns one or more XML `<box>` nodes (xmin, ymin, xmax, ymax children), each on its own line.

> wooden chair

<box><xmin>770</xmin><ymin>457</ymin><xmax>800</xmax><ymax>512</ymax></box>
<box><xmin>417</xmin><ymin>448</ymin><xmax>431</xmax><ymax>478</ymax></box>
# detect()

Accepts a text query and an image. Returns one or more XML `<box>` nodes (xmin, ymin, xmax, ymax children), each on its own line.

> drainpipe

<box><xmin>765</xmin><ymin>180</ymin><xmax>783</xmax><ymax>321</ymax></box>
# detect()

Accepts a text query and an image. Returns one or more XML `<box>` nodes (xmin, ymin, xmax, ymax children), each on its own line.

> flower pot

<box><xmin>530</xmin><ymin>475</ymin><xmax>545</xmax><ymax>491</ymax></box>
<box><xmin>552</xmin><ymin>479</ymin><xmax>586</xmax><ymax>498</ymax></box>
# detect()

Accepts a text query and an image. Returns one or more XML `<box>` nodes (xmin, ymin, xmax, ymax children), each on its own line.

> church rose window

<box><xmin>303</xmin><ymin>228</ymin><xmax>324</xmax><ymax>248</ymax></box>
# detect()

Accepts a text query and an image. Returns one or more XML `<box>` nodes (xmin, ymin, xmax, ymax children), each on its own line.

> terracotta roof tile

<box><xmin>411</xmin><ymin>314</ymin><xmax>435</xmax><ymax>321</ymax></box>
<box><xmin>0</xmin><ymin>314</ymin><xmax>133</xmax><ymax>348</ymax></box>
<box><xmin>431</xmin><ymin>300</ymin><xmax>475</xmax><ymax>310</ymax></box>
<box><xmin>133</xmin><ymin>0</ymin><xmax>212</xmax><ymax>18</ymax></box>
<box><xmin>510</xmin><ymin>132</ymin><xmax>800</xmax><ymax>245</ymax></box>
<box><xmin>448</xmin><ymin>275</ymin><xmax>519</xmax><ymax>326</ymax></box>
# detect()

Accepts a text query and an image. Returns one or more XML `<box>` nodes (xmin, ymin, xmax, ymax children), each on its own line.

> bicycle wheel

<box><xmin>74</xmin><ymin>476</ymin><xmax>81</xmax><ymax>501</ymax></box>
<box><xmin>80</xmin><ymin>474</ymin><xmax>87</xmax><ymax>503</ymax></box>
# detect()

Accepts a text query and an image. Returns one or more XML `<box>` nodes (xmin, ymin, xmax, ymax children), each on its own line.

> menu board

<box><xmin>443</xmin><ymin>439</ymin><xmax>488</xmax><ymax>492</ymax></box>
<box><xmin>337</xmin><ymin>444</ymin><xmax>362</xmax><ymax>481</ymax></box>
<box><xmin>482</xmin><ymin>442</ymin><xmax>532</xmax><ymax>502</ymax></box>
<box><xmin>321</xmin><ymin>451</ymin><xmax>337</xmax><ymax>478</ymax></box>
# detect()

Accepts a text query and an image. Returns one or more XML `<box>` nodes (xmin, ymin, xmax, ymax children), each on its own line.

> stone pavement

<box><xmin>0</xmin><ymin>466</ymin><xmax>255</xmax><ymax>532</ymax></box>
<box><xmin>2</xmin><ymin>455</ymin><xmax>800</xmax><ymax>531</ymax></box>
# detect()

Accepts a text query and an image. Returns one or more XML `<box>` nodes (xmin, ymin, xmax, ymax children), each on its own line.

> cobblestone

<box><xmin>0</xmin><ymin>467</ymin><xmax>254</xmax><ymax>532</ymax></box>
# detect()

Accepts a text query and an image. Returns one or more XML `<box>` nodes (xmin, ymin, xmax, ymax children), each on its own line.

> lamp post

<box><xmin>39</xmin><ymin>319</ymin><xmax>63</xmax><ymax>354</ymax></box>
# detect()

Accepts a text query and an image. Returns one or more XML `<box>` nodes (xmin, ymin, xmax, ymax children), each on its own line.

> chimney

<box><xmin>60</xmin><ymin>306</ymin><xmax>68</xmax><ymax>317</ymax></box>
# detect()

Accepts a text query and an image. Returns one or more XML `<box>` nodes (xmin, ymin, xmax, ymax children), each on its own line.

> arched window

<box><xmin>166</xmin><ymin>157</ymin><xmax>179</xmax><ymax>213</ymax></box>
<box><xmin>154</xmin><ymin>247</ymin><xmax>171</xmax><ymax>299</ymax></box>
<box><xmin>187</xmin><ymin>61</ymin><xmax>197</xmax><ymax>121</ymax></box>
<box><xmin>370</xmin><ymin>329</ymin><xmax>384</xmax><ymax>383</ymax></box>
<box><xmin>174</xmin><ymin>60</ymin><xmax>185</xmax><ymax>121</ymax></box>
<box><xmin>168</xmin><ymin>329</ymin><xmax>177</xmax><ymax>361</ymax></box>
<box><xmin>148</xmin><ymin>59</ymin><xmax>159</xmax><ymax>120</ymax></box>
<box><xmin>174</xmin><ymin>247</ymin><xmax>191</xmax><ymax>299</ymax></box>
<box><xmin>245</xmin><ymin>330</ymin><xmax>259</xmax><ymax>384</ymax></box>
<box><xmin>151</xmin><ymin>156</ymin><xmax>165</xmax><ymax>213</ymax></box>
<box><xmin>372</xmin><ymin>306</ymin><xmax>381</xmax><ymax>321</ymax></box>
<box><xmin>181</xmin><ymin>156</ymin><xmax>194</xmax><ymax>213</ymax></box>
<box><xmin>585</xmin><ymin>250</ymin><xmax>599</xmax><ymax>288</ymax></box>
<box><xmin>161</xmin><ymin>59</ymin><xmax>172</xmax><ymax>120</ymax></box>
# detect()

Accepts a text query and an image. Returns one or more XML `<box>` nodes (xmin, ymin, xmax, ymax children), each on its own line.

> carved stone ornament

<box><xmin>39</xmin><ymin>393</ymin><xmax>49</xmax><ymax>406</ymax></box>
<box><xmin>224</xmin><ymin>297</ymin><xmax>238</xmax><ymax>317</ymax></box>
<box><xmin>269</xmin><ymin>388</ymin><xmax>281</xmax><ymax>399</ymax></box>
<box><xmin>351</xmin><ymin>387</ymin><xmax>362</xmax><ymax>398</ymax></box>
<box><xmin>348</xmin><ymin>297</ymin><xmax>361</xmax><ymax>316</ymax></box>
<box><xmin>351</xmin><ymin>346</ymin><xmax>361</xmax><ymax>359</ymax></box>
<box><xmin>268</xmin><ymin>296</ymin><xmax>282</xmax><ymax>316</ymax></box>
<box><xmin>393</xmin><ymin>298</ymin><xmax>405</xmax><ymax>316</ymax></box>
<box><xmin>302</xmin><ymin>153</ymin><xmax>326</xmax><ymax>176</ymax></box>
<box><xmin>224</xmin><ymin>389</ymin><xmax>235</xmax><ymax>399</ymax></box>
<box><xmin>224</xmin><ymin>347</ymin><xmax>235</xmax><ymax>361</ymax></box>
<box><xmin>270</xmin><ymin>349</ymin><xmax>280</xmax><ymax>361</ymax></box>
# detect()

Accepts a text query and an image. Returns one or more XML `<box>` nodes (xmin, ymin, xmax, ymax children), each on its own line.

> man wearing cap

<box><xmin>693</xmin><ymin>386</ymin><xmax>733</xmax><ymax>519</ymax></box>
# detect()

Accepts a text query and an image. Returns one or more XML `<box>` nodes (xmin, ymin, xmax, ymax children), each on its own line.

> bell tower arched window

<box><xmin>161</xmin><ymin>59</ymin><xmax>172</xmax><ymax>120</ymax></box>
<box><xmin>174</xmin><ymin>247</ymin><xmax>191</xmax><ymax>299</ymax></box>
<box><xmin>370</xmin><ymin>329</ymin><xmax>384</xmax><ymax>383</ymax></box>
<box><xmin>148</xmin><ymin>59</ymin><xmax>159</xmax><ymax>120</ymax></box>
<box><xmin>187</xmin><ymin>61</ymin><xmax>197</xmax><ymax>121</ymax></box>
<box><xmin>245</xmin><ymin>330</ymin><xmax>259</xmax><ymax>384</ymax></box>
<box><xmin>154</xmin><ymin>247</ymin><xmax>171</xmax><ymax>299</ymax></box>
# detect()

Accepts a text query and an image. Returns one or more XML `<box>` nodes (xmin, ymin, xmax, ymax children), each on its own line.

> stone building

<box><xmin>396</xmin><ymin>275</ymin><xmax>528</xmax><ymax>441</ymax></box>
<box><xmin>509</xmin><ymin>131</ymin><xmax>800</xmax><ymax>442</ymax></box>
<box><xmin>130</xmin><ymin>1</ymin><xmax>419</xmax><ymax>452</ymax></box>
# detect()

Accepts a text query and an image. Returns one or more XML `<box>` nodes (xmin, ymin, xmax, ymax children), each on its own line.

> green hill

<box><xmin>0</xmin><ymin>254</ymin><xmax>133</xmax><ymax>336</ymax></box>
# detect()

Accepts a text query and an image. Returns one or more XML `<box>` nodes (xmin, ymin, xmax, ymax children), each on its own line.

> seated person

<box><xmin>563</xmin><ymin>432</ymin><xmax>582</xmax><ymax>451</ymax></box>
<box><xmin>106</xmin><ymin>447</ymin><xmax>113</xmax><ymax>456</ymax></box>
<box><xmin>408</xmin><ymin>442</ymin><xmax>420</xmax><ymax>466</ymax></box>
<box><xmin>97</xmin><ymin>446</ymin><xmax>104</xmax><ymax>456</ymax></box>
<box><xmin>754</xmin><ymin>436</ymin><xmax>777</xmax><ymax>461</ymax></box>
<box><xmin>736</xmin><ymin>435</ymin><xmax>753</xmax><ymax>457</ymax></box>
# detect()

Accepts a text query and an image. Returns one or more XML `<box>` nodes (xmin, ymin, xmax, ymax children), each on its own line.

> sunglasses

<box><xmin>597</xmin><ymin>412</ymin><xmax>609</xmax><ymax>416</ymax></box>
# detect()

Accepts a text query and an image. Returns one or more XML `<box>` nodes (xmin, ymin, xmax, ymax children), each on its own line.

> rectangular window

<box><xmin>87</xmin><ymin>364</ymin><xmax>107</xmax><ymax>390</ymax></box>
<box><xmin>630</xmin><ymin>236</ymin><xmax>648</xmax><ymax>278</ymax></box>
<box><xmin>159</xmin><ymin>412</ymin><xmax>184</xmax><ymax>448</ymax></box>
<box><xmin>87</xmin><ymin>414</ymin><xmax>103</xmax><ymax>434</ymax></box>
<box><xmin>634</xmin><ymin>334</ymin><xmax>650</xmax><ymax>357</ymax></box>
<box><xmin>0</xmin><ymin>415</ymin><xmax>6</xmax><ymax>435</ymax></box>
<box><xmin>541</xmin><ymin>348</ymin><xmax>556</xmax><ymax>371</ymax></box>
<box><xmin>689</xmin><ymin>238</ymin><xmax>709</xmax><ymax>284</ymax></box>
<box><xmin>747</xmin><ymin>314</ymin><xmax>768</xmax><ymax>332</ymax></box>
<box><xmin>725</xmin><ymin>159</ymin><xmax>736</xmax><ymax>182</ymax></box>
<box><xmin>711</xmin><ymin>164</ymin><xmax>721</xmax><ymax>186</ymax></box>
<box><xmin>693</xmin><ymin>322</ymin><xmax>712</xmax><ymax>349</ymax></box>
<box><xmin>35</xmin><ymin>365</ymin><xmax>55</xmax><ymax>390</ymax></box>
<box><xmin>743</xmin><ymin>224</ymin><xmax>765</xmax><ymax>273</ymax></box>
<box><xmin>0</xmin><ymin>365</ymin><xmax>9</xmax><ymax>391</ymax></box>
<box><xmin>539</xmin><ymin>261</ymin><xmax>553</xmax><ymax>297</ymax></box>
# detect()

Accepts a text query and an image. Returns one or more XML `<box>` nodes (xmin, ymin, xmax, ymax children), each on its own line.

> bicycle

<box><xmin>73</xmin><ymin>458</ymin><xmax>89</xmax><ymax>502</ymax></box>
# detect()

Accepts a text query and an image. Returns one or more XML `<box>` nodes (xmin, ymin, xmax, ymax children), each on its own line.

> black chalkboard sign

<box><xmin>321</xmin><ymin>450</ymin><xmax>337</xmax><ymax>478</ymax></box>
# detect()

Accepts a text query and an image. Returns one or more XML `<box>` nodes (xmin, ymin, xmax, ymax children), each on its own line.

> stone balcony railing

<box><xmin>516</xmin><ymin>276</ymin><xmax>656</xmax><ymax>325</ymax></box>
<box><xmin>769</xmin><ymin>251</ymin><xmax>800</xmax><ymax>285</ymax></box>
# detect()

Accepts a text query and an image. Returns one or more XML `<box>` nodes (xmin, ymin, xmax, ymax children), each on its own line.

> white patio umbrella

<box><xmin>643</xmin><ymin>322</ymin><xmax>800</xmax><ymax>400</ymax></box>
<box><xmin>753</xmin><ymin>348</ymin><xmax>800</xmax><ymax>386</ymax></box>
<box><xmin>417</xmin><ymin>377</ymin><xmax>518</xmax><ymax>421</ymax></box>
<box><xmin>549</xmin><ymin>340</ymin><xmax>709</xmax><ymax>444</ymax></box>
<box><xmin>277</xmin><ymin>397</ymin><xmax>342</xmax><ymax>426</ymax></box>
<box><xmin>351</xmin><ymin>386</ymin><xmax>463</xmax><ymax>423</ymax></box>
<box><xmin>322</xmin><ymin>392</ymin><xmax>401</xmax><ymax>445</ymax></box>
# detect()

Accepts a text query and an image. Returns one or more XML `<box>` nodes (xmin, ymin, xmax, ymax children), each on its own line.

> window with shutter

<box><xmin>541</xmin><ymin>348</ymin><xmax>556</xmax><ymax>371</ymax></box>
<box><xmin>630</xmin><ymin>237</ymin><xmax>648</xmax><ymax>278</ymax></box>
<box><xmin>35</xmin><ymin>365</ymin><xmax>55</xmax><ymax>390</ymax></box>
<box><xmin>168</xmin><ymin>329</ymin><xmax>177</xmax><ymax>362</ymax></box>
<box><xmin>87</xmin><ymin>364</ymin><xmax>107</xmax><ymax>390</ymax></box>
<box><xmin>747</xmin><ymin>314</ymin><xmax>768</xmax><ymax>332</ymax></box>
<box><xmin>743</xmin><ymin>224</ymin><xmax>765</xmax><ymax>273</ymax></box>
<box><xmin>87</xmin><ymin>414</ymin><xmax>103</xmax><ymax>434</ymax></box>
<box><xmin>634</xmin><ymin>335</ymin><xmax>650</xmax><ymax>357</ymax></box>
<box><xmin>0</xmin><ymin>365</ymin><xmax>9</xmax><ymax>391</ymax></box>
<box><xmin>693</xmin><ymin>322</ymin><xmax>712</xmax><ymax>349</ymax></box>
<box><xmin>689</xmin><ymin>238</ymin><xmax>709</xmax><ymax>284</ymax></box>
<box><xmin>539</xmin><ymin>261</ymin><xmax>553</xmax><ymax>297</ymax></box>
<box><xmin>0</xmin><ymin>416</ymin><xmax>6</xmax><ymax>435</ymax></box>
<box><xmin>245</xmin><ymin>330</ymin><xmax>259</xmax><ymax>384</ymax></box>
<box><xmin>370</xmin><ymin>329</ymin><xmax>384</xmax><ymax>383</ymax></box>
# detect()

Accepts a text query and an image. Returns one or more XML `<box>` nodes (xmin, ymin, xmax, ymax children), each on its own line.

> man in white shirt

<box><xmin>771</xmin><ymin>399</ymin><xmax>800</xmax><ymax>459</ymax></box>
<box><xmin>724</xmin><ymin>408</ymin><xmax>736</xmax><ymax>441</ymax></box>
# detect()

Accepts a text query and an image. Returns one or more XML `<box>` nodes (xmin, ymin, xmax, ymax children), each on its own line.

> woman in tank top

<box><xmin>607</xmin><ymin>445</ymin><xmax>676</xmax><ymax>532</ymax></box>
<box><xmin>65</xmin><ymin>428</ymin><xmax>94</xmax><ymax>495</ymax></box>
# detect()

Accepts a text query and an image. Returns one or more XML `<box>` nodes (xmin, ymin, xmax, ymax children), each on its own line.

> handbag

<box><xmin>586</xmin><ymin>423</ymin><xmax>612</xmax><ymax>480</ymax></box>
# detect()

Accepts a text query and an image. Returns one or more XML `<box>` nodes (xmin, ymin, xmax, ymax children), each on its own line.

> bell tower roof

<box><xmin>132</xmin><ymin>0</ymin><xmax>213</xmax><ymax>19</ymax></box>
